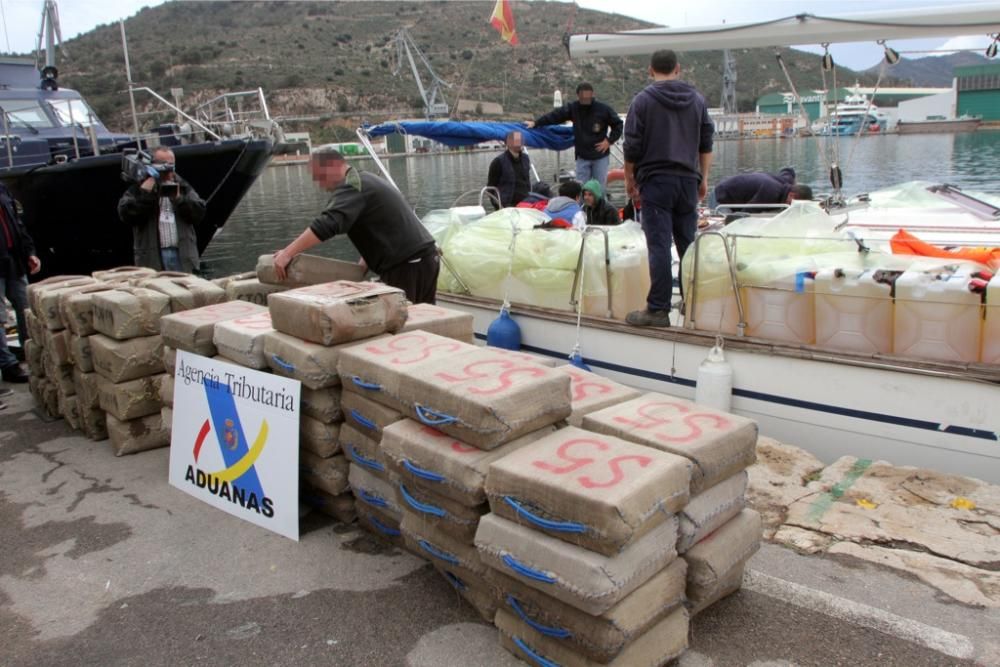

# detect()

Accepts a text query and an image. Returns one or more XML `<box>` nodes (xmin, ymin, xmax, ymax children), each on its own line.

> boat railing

<box><xmin>686</xmin><ymin>230</ymin><xmax>747</xmax><ymax>336</ymax></box>
<box><xmin>192</xmin><ymin>88</ymin><xmax>279</xmax><ymax>140</ymax></box>
<box><xmin>128</xmin><ymin>86</ymin><xmax>221</xmax><ymax>141</ymax></box>
<box><xmin>570</xmin><ymin>227</ymin><xmax>613</xmax><ymax>318</ymax></box>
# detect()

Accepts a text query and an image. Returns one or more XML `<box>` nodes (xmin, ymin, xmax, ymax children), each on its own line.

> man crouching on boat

<box><xmin>117</xmin><ymin>146</ymin><xmax>207</xmax><ymax>273</ymax></box>
<box><xmin>623</xmin><ymin>49</ymin><xmax>714</xmax><ymax>328</ymax></box>
<box><xmin>272</xmin><ymin>149</ymin><xmax>439</xmax><ymax>304</ymax></box>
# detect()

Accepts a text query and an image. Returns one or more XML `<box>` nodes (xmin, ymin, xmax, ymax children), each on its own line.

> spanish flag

<box><xmin>490</xmin><ymin>0</ymin><xmax>519</xmax><ymax>45</ymax></box>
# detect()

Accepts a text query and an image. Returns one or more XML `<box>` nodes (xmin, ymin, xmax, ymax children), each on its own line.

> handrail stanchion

<box><xmin>686</xmin><ymin>231</ymin><xmax>746</xmax><ymax>336</ymax></box>
<box><xmin>355</xmin><ymin>127</ymin><xmax>400</xmax><ymax>192</ymax></box>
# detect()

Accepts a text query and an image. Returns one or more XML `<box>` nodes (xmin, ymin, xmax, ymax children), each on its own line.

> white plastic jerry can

<box><xmin>814</xmin><ymin>268</ymin><xmax>893</xmax><ymax>354</ymax></box>
<box><xmin>895</xmin><ymin>269</ymin><xmax>982</xmax><ymax>363</ymax></box>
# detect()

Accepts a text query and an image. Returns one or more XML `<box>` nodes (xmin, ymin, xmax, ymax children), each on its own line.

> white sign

<box><xmin>168</xmin><ymin>351</ymin><xmax>301</xmax><ymax>541</ymax></box>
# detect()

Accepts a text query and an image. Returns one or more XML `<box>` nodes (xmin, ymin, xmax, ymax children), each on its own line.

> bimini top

<box><xmin>362</xmin><ymin>121</ymin><xmax>575</xmax><ymax>151</ymax></box>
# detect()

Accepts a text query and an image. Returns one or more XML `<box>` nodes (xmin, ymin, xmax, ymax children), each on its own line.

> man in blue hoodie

<box><xmin>623</xmin><ymin>50</ymin><xmax>714</xmax><ymax>327</ymax></box>
<box><xmin>714</xmin><ymin>167</ymin><xmax>813</xmax><ymax>209</ymax></box>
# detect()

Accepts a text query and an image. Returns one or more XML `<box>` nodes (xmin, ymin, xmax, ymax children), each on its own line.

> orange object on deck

<box><xmin>890</xmin><ymin>229</ymin><xmax>1000</xmax><ymax>269</ymax></box>
<box><xmin>607</xmin><ymin>168</ymin><xmax>625</xmax><ymax>182</ymax></box>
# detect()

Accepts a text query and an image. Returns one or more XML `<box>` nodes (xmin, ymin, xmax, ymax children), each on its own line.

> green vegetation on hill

<box><xmin>29</xmin><ymin>1</ymin><xmax>904</xmax><ymax>142</ymax></box>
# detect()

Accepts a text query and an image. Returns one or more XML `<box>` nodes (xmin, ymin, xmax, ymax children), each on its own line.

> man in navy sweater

<box><xmin>623</xmin><ymin>50</ymin><xmax>714</xmax><ymax>327</ymax></box>
<box><xmin>714</xmin><ymin>167</ymin><xmax>813</xmax><ymax>209</ymax></box>
<box><xmin>526</xmin><ymin>83</ymin><xmax>623</xmax><ymax>191</ymax></box>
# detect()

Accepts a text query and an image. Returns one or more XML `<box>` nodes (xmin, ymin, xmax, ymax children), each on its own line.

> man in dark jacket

<box><xmin>714</xmin><ymin>167</ymin><xmax>813</xmax><ymax>208</ymax></box>
<box><xmin>581</xmin><ymin>179</ymin><xmax>621</xmax><ymax>226</ymax></box>
<box><xmin>486</xmin><ymin>131</ymin><xmax>532</xmax><ymax>210</ymax></box>
<box><xmin>117</xmin><ymin>146</ymin><xmax>207</xmax><ymax>273</ymax></box>
<box><xmin>0</xmin><ymin>183</ymin><xmax>39</xmax><ymax>383</ymax></box>
<box><xmin>623</xmin><ymin>49</ymin><xmax>714</xmax><ymax>327</ymax></box>
<box><xmin>273</xmin><ymin>150</ymin><xmax>439</xmax><ymax>304</ymax></box>
<box><xmin>526</xmin><ymin>83</ymin><xmax>623</xmax><ymax>191</ymax></box>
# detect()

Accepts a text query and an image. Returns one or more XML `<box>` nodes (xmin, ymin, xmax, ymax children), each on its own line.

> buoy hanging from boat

<box><xmin>695</xmin><ymin>336</ymin><xmax>733</xmax><ymax>413</ymax></box>
<box><xmin>487</xmin><ymin>307</ymin><xmax>521</xmax><ymax>350</ymax></box>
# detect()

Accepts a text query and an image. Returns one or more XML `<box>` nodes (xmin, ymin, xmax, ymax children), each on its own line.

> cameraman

<box><xmin>117</xmin><ymin>146</ymin><xmax>206</xmax><ymax>272</ymax></box>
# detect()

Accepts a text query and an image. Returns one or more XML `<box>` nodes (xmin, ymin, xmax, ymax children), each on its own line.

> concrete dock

<box><xmin>2</xmin><ymin>384</ymin><xmax>998</xmax><ymax>666</ymax></box>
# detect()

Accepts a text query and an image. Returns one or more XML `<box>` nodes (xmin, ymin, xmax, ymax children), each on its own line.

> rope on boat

<box><xmin>569</xmin><ymin>231</ymin><xmax>587</xmax><ymax>363</ymax></box>
<box><xmin>203</xmin><ymin>138</ymin><xmax>251</xmax><ymax>205</ymax></box>
<box><xmin>774</xmin><ymin>50</ymin><xmax>811</xmax><ymax>128</ymax></box>
<box><xmin>844</xmin><ymin>56</ymin><xmax>889</xmax><ymax>175</ymax></box>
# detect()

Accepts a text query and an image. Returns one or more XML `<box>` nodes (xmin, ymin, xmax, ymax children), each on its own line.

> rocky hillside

<box><xmin>35</xmin><ymin>1</ymin><xmax>903</xmax><ymax>143</ymax></box>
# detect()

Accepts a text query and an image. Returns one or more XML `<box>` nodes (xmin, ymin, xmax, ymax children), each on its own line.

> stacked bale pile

<box><xmin>264</xmin><ymin>279</ymin><xmax>409</xmax><ymax>525</ymax></box>
<box><xmin>337</xmin><ymin>331</ymin><xmax>575</xmax><ymax>622</ymax></box>
<box><xmin>582</xmin><ymin>393</ymin><xmax>763</xmax><ymax>616</ymax></box>
<box><xmin>89</xmin><ymin>285</ymin><xmax>173</xmax><ymax>455</ymax></box>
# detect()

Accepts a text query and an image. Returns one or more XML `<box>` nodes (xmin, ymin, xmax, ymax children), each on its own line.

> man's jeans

<box><xmin>575</xmin><ymin>155</ymin><xmax>610</xmax><ymax>192</ymax></box>
<box><xmin>638</xmin><ymin>175</ymin><xmax>699</xmax><ymax>312</ymax></box>
<box><xmin>160</xmin><ymin>247</ymin><xmax>183</xmax><ymax>272</ymax></box>
<box><xmin>0</xmin><ymin>269</ymin><xmax>28</xmax><ymax>369</ymax></box>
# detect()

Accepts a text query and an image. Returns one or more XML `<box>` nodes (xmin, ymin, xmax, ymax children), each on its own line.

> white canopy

<box><xmin>568</xmin><ymin>3</ymin><xmax>1000</xmax><ymax>58</ymax></box>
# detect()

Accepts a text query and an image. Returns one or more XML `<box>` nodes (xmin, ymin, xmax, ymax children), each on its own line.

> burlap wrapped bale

<box><xmin>496</xmin><ymin>605</ymin><xmax>688</xmax><ymax>667</ymax></box>
<box><xmin>262</xmin><ymin>330</ymin><xmax>352</xmax><ymax>389</ymax></box>
<box><xmin>160</xmin><ymin>301</ymin><xmax>266</xmax><ymax>356</ymax></box>
<box><xmin>301</xmin><ymin>485</ymin><xmax>357</xmax><ymax>523</ymax></box>
<box><xmin>300</xmin><ymin>451</ymin><xmax>349</xmax><ymax>496</ymax></box>
<box><xmin>59</xmin><ymin>284</ymin><xmax>118</xmax><ymax>336</ymax></box>
<box><xmin>341</xmin><ymin>390</ymin><xmax>403</xmax><ymax>440</ymax></box>
<box><xmin>677</xmin><ymin>471</ymin><xmax>748</xmax><ymax>554</ymax></box>
<box><xmin>40</xmin><ymin>378</ymin><xmax>60</xmax><ymax>417</ymax></box>
<box><xmin>256</xmin><ymin>253</ymin><xmax>366</xmax><ymax>287</ymax></box>
<box><xmin>684</xmin><ymin>508</ymin><xmax>761</xmax><ymax>614</ymax></box>
<box><xmin>106</xmin><ymin>412</ymin><xmax>170</xmax><ymax>456</ymax></box>
<box><xmin>98</xmin><ymin>373</ymin><xmax>165</xmax><ymax>421</ymax></box>
<box><xmin>340</xmin><ymin>333</ymin><xmax>572</xmax><ymax>450</ymax></box>
<box><xmin>225</xmin><ymin>276</ymin><xmax>287</xmax><ymax>305</ymax></box>
<box><xmin>142</xmin><ymin>276</ymin><xmax>226</xmax><ymax>312</ymax></box>
<box><xmin>399</xmin><ymin>303</ymin><xmax>475</xmax><ymax>342</ymax></box>
<box><xmin>163</xmin><ymin>345</ymin><xmax>177</xmax><ymax>374</ymax></box>
<box><xmin>349</xmin><ymin>464</ymin><xmax>403</xmax><ymax>521</ymax></box>
<box><xmin>434</xmin><ymin>565</ymin><xmax>501</xmax><ymax>623</ymax></box>
<box><xmin>212</xmin><ymin>271</ymin><xmax>256</xmax><ymax>289</ymax></box>
<box><xmin>212</xmin><ymin>309</ymin><xmax>274</xmax><ymax>369</ymax></box>
<box><xmin>90</xmin><ymin>334</ymin><xmax>164</xmax><ymax>383</ymax></box>
<box><xmin>341</xmin><ymin>423</ymin><xmax>390</xmax><ymax>481</ymax></box>
<box><xmin>401</xmin><ymin>511</ymin><xmax>489</xmax><ymax>582</ymax></box>
<box><xmin>485</xmin><ymin>426</ymin><xmax>690</xmax><ymax>557</ymax></box>
<box><xmin>267</xmin><ymin>280</ymin><xmax>408</xmax><ymax>346</ymax></box>
<box><xmin>42</xmin><ymin>327</ymin><xmax>72</xmax><ymax>365</ymax></box>
<box><xmin>80</xmin><ymin>406</ymin><xmax>108</xmax><ymax>441</ymax></box>
<box><xmin>91</xmin><ymin>266</ymin><xmax>156</xmax><ymax>282</ymax></box>
<box><xmin>161</xmin><ymin>406</ymin><xmax>173</xmax><ymax>433</ymax></box>
<box><xmin>160</xmin><ymin>373</ymin><xmax>174</xmax><ymax>408</ymax></box>
<box><xmin>381</xmin><ymin>419</ymin><xmax>554</xmax><ymax>507</ymax></box>
<box><xmin>488</xmin><ymin>558</ymin><xmax>687</xmax><ymax>664</ymax></box>
<box><xmin>68</xmin><ymin>334</ymin><xmax>95</xmax><ymax>372</ymax></box>
<box><xmin>300</xmin><ymin>416</ymin><xmax>341</xmax><ymax>458</ymax></box>
<box><xmin>582</xmin><ymin>393</ymin><xmax>758</xmax><ymax>494</ymax></box>
<box><xmin>43</xmin><ymin>355</ymin><xmax>75</xmax><ymax>395</ymax></box>
<box><xmin>488</xmin><ymin>347</ymin><xmax>560</xmax><ymax>368</ymax></box>
<box><xmin>474</xmin><ymin>513</ymin><xmax>679</xmax><ymax>616</ymax></box>
<box><xmin>34</xmin><ymin>278</ymin><xmax>99</xmax><ymax>330</ymax></box>
<box><xmin>25</xmin><ymin>309</ymin><xmax>44</xmax><ymax>343</ymax></box>
<box><xmin>555</xmin><ymin>366</ymin><xmax>643</xmax><ymax>427</ymax></box>
<box><xmin>59</xmin><ymin>393</ymin><xmax>81</xmax><ymax>430</ymax></box>
<box><xmin>27</xmin><ymin>275</ymin><xmax>90</xmax><ymax>313</ymax></box>
<box><xmin>92</xmin><ymin>287</ymin><xmax>170</xmax><ymax>339</ymax></box>
<box><xmin>356</xmin><ymin>504</ymin><xmax>405</xmax><ymax>546</ymax></box>
<box><xmin>395</xmin><ymin>479</ymin><xmax>487</xmax><ymax>542</ymax></box>
<box><xmin>28</xmin><ymin>374</ymin><xmax>42</xmax><ymax>403</ymax></box>
<box><xmin>73</xmin><ymin>368</ymin><xmax>101</xmax><ymax>410</ymax></box>
<box><xmin>690</xmin><ymin>563</ymin><xmax>746</xmax><ymax>616</ymax></box>
<box><xmin>25</xmin><ymin>339</ymin><xmax>44</xmax><ymax>376</ymax></box>
<box><xmin>301</xmin><ymin>385</ymin><xmax>342</xmax><ymax>424</ymax></box>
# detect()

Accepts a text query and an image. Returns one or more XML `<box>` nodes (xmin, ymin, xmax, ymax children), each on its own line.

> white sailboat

<box><xmin>359</xmin><ymin>5</ymin><xmax>1000</xmax><ymax>483</ymax></box>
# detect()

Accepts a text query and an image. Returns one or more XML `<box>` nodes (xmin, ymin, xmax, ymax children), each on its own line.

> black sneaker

<box><xmin>2</xmin><ymin>364</ymin><xmax>29</xmax><ymax>383</ymax></box>
<box><xmin>625</xmin><ymin>309</ymin><xmax>672</xmax><ymax>327</ymax></box>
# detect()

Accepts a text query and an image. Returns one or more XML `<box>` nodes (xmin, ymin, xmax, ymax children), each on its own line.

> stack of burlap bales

<box><xmin>158</xmin><ymin>299</ymin><xmax>267</xmax><ymax>433</ymax></box>
<box><xmin>89</xmin><ymin>282</ymin><xmax>173</xmax><ymax>455</ymax></box>
<box><xmin>337</xmin><ymin>331</ymin><xmax>576</xmax><ymax>622</ymax></box>
<box><xmin>262</xmin><ymin>278</ymin><xmax>410</xmax><ymax>524</ymax></box>
<box><xmin>582</xmin><ymin>393</ymin><xmax>762</xmax><ymax>616</ymax></box>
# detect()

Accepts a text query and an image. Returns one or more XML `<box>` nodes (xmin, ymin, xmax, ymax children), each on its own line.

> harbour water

<box><xmin>200</xmin><ymin>130</ymin><xmax>1000</xmax><ymax>278</ymax></box>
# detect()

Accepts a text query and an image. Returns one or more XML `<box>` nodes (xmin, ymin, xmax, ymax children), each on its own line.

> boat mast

<box><xmin>119</xmin><ymin>19</ymin><xmax>142</xmax><ymax>141</ymax></box>
<box><xmin>35</xmin><ymin>0</ymin><xmax>62</xmax><ymax>70</ymax></box>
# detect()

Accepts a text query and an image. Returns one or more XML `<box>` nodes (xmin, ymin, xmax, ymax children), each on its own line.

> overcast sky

<box><xmin>1</xmin><ymin>0</ymin><xmax>994</xmax><ymax>70</ymax></box>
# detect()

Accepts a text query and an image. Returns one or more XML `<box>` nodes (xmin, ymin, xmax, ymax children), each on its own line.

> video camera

<box><xmin>120</xmin><ymin>150</ymin><xmax>174</xmax><ymax>184</ymax></box>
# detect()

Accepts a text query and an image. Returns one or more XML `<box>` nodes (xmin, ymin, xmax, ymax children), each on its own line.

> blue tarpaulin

<box><xmin>362</xmin><ymin>121</ymin><xmax>574</xmax><ymax>152</ymax></box>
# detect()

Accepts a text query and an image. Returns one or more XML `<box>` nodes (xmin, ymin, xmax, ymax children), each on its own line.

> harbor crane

<box><xmin>392</xmin><ymin>28</ymin><xmax>450</xmax><ymax>119</ymax></box>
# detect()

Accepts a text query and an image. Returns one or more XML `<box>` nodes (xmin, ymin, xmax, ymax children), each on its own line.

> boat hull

<box><xmin>0</xmin><ymin>139</ymin><xmax>272</xmax><ymax>279</ymax></box>
<box><xmin>441</xmin><ymin>294</ymin><xmax>1000</xmax><ymax>484</ymax></box>
<box><xmin>897</xmin><ymin>119</ymin><xmax>983</xmax><ymax>134</ymax></box>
